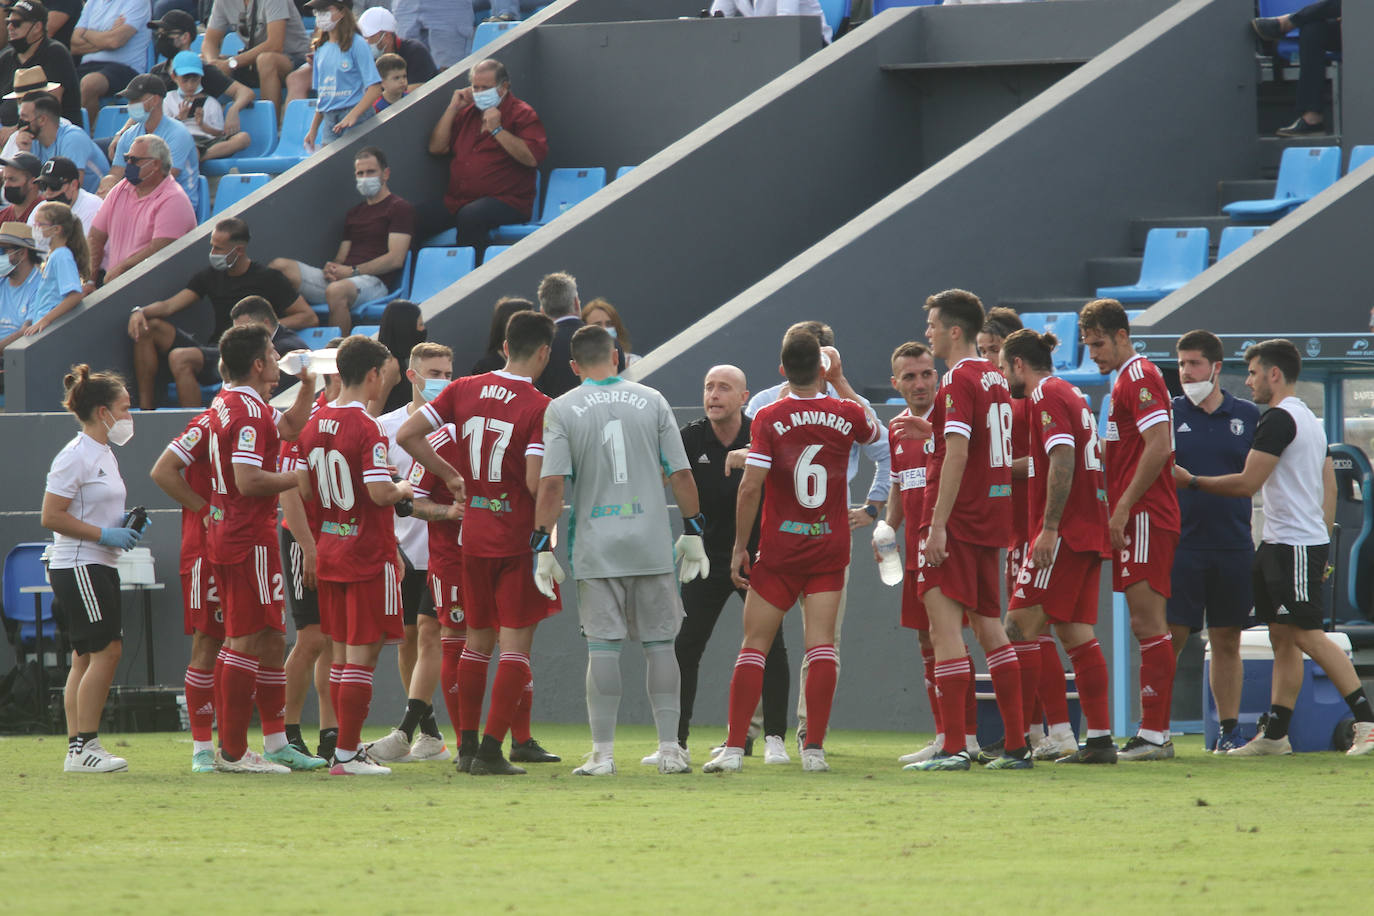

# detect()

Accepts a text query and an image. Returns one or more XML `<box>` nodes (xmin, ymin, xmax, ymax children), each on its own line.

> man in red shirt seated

<box><xmin>426</xmin><ymin>58</ymin><xmax>547</xmax><ymax>250</ymax></box>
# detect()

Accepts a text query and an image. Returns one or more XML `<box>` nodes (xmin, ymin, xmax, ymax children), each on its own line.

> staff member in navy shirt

<box><xmin>1169</xmin><ymin>329</ymin><xmax>1260</xmax><ymax>753</ymax></box>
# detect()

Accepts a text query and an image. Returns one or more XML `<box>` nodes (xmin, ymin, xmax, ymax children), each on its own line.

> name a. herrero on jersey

<box><xmin>772</xmin><ymin>409</ymin><xmax>854</xmax><ymax>436</ymax></box>
<box><xmin>569</xmin><ymin>387</ymin><xmax>650</xmax><ymax>416</ymax></box>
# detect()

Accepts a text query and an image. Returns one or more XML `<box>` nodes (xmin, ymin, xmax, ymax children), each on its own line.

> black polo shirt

<box><xmin>680</xmin><ymin>415</ymin><xmax>760</xmax><ymax>565</ymax></box>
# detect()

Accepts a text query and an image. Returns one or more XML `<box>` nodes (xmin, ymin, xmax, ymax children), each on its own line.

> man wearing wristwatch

<box><xmin>201</xmin><ymin>0</ymin><xmax>310</xmax><ymax>112</ymax></box>
<box><xmin>269</xmin><ymin>146</ymin><xmax>414</xmax><ymax>334</ymax></box>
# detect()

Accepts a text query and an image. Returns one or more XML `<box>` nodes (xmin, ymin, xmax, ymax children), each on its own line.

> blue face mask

<box><xmin>128</xmin><ymin>100</ymin><xmax>152</xmax><ymax>123</ymax></box>
<box><xmin>124</xmin><ymin>161</ymin><xmax>144</xmax><ymax>186</ymax></box>
<box><xmin>422</xmin><ymin>378</ymin><xmax>448</xmax><ymax>402</ymax></box>
<box><xmin>604</xmin><ymin>326</ymin><xmax>618</xmax><ymax>340</ymax></box>
<box><xmin>472</xmin><ymin>87</ymin><xmax>501</xmax><ymax>110</ymax></box>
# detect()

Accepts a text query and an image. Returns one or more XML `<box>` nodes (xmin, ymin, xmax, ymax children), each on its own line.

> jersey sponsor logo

<box><xmin>589</xmin><ymin>500</ymin><xmax>644</xmax><ymax>519</ymax></box>
<box><xmin>238</xmin><ymin>426</ymin><xmax>257</xmax><ymax>452</ymax></box>
<box><xmin>988</xmin><ymin>484</ymin><xmax>1011</xmax><ymax>498</ymax></box>
<box><xmin>1101</xmin><ymin>421</ymin><xmax>1119</xmax><ymax>441</ymax></box>
<box><xmin>779</xmin><ymin>518</ymin><xmax>833</xmax><ymax>536</ymax></box>
<box><xmin>321</xmin><ymin>520</ymin><xmax>361</xmax><ymax>537</ymax></box>
<box><xmin>372</xmin><ymin>442</ymin><xmax>388</xmax><ymax>467</ymax></box>
<box><xmin>771</xmin><ymin>410</ymin><xmax>854</xmax><ymax>436</ymax></box>
<box><xmin>945</xmin><ymin>393</ymin><xmax>954</xmax><ymax>409</ymax></box>
<box><xmin>208</xmin><ymin>505</ymin><xmax>224</xmax><ymax>522</ymax></box>
<box><xmin>470</xmin><ymin>494</ymin><xmax>512</xmax><ymax>513</ymax></box>
<box><xmin>1231</xmin><ymin>418</ymin><xmax>1245</xmax><ymax>436</ymax></box>
<box><xmin>899</xmin><ymin>468</ymin><xmax>926</xmax><ymax>490</ymax></box>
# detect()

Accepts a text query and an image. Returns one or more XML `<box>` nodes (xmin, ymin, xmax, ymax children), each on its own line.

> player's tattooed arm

<box><xmin>1032</xmin><ymin>443</ymin><xmax>1074</xmax><ymax>569</ymax></box>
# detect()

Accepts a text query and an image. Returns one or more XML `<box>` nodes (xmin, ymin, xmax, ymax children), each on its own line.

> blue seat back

<box><xmin>482</xmin><ymin>245</ymin><xmax>510</xmax><ymax>263</ymax></box>
<box><xmin>213</xmin><ymin>172</ymin><xmax>272</xmax><ymax>215</ymax></box>
<box><xmin>1136</xmin><ymin>227</ymin><xmax>1209</xmax><ymax>290</ymax></box>
<box><xmin>537</xmin><ymin>167</ymin><xmax>606</xmax><ymax>224</ymax></box>
<box><xmin>473</xmin><ymin>20</ymin><xmax>519</xmax><ymax>52</ymax></box>
<box><xmin>873</xmin><ymin>0</ymin><xmax>940</xmax><ymax>13</ymax></box>
<box><xmin>234</xmin><ymin>101</ymin><xmax>278</xmax><ymax>158</ymax></box>
<box><xmin>818</xmin><ymin>0</ymin><xmax>850</xmax><ymax>34</ymax></box>
<box><xmin>1349</xmin><ymin>146</ymin><xmax>1374</xmax><ymax>174</ymax></box>
<box><xmin>301</xmin><ymin>326</ymin><xmax>342</xmax><ymax>349</ymax></box>
<box><xmin>411</xmin><ymin>247</ymin><xmax>477</xmax><ymax>303</ymax></box>
<box><xmin>1216</xmin><ymin>225</ymin><xmax>1265</xmax><ymax>261</ymax></box>
<box><xmin>615</xmin><ymin>165</ymin><xmax>635</xmax><ymax>180</ymax></box>
<box><xmin>274</xmin><ymin>99</ymin><xmax>317</xmax><ymax>158</ymax></box>
<box><xmin>93</xmin><ymin>104</ymin><xmax>128</xmax><ymax>139</ymax></box>
<box><xmin>1274</xmin><ymin>146</ymin><xmax>1341</xmax><ymax>201</ymax></box>
<box><xmin>2</xmin><ymin>543</ymin><xmax>55</xmax><ymax>643</ymax></box>
<box><xmin>352</xmin><ymin>324</ymin><xmax>380</xmax><ymax>338</ymax></box>
<box><xmin>1019</xmin><ymin>312</ymin><xmax>1081</xmax><ymax>372</ymax></box>
<box><xmin>191</xmin><ymin>31</ymin><xmax>245</xmax><ymax>55</ymax></box>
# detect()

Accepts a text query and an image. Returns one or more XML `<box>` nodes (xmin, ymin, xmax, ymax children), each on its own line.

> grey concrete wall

<box><xmin>3</xmin><ymin>8</ymin><xmax>817</xmax><ymax>411</ymax></box>
<box><xmin>1340</xmin><ymin>1</ymin><xmax>1373</xmax><ymax>150</ymax></box>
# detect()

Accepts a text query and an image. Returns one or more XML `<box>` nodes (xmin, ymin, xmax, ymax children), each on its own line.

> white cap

<box><xmin>357</xmin><ymin>7</ymin><xmax>396</xmax><ymax>38</ymax></box>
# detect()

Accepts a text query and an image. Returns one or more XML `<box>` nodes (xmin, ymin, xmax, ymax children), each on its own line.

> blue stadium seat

<box><xmin>421</xmin><ymin>228</ymin><xmax>457</xmax><ymax>247</ymax></box>
<box><xmin>490</xmin><ymin>167</ymin><xmax>606</xmax><ymax>243</ymax></box>
<box><xmin>1222</xmin><ymin>146</ymin><xmax>1341</xmax><ymax>221</ymax></box>
<box><xmin>92</xmin><ymin>104</ymin><xmax>128</xmax><ymax>140</ymax></box>
<box><xmin>229</xmin><ymin>99</ymin><xmax>316</xmax><ymax>174</ymax></box>
<box><xmin>481</xmin><ymin>244</ymin><xmax>510</xmax><ymax>264</ymax></box>
<box><xmin>212</xmin><ymin>172</ymin><xmax>271</xmax><ymax>215</ymax></box>
<box><xmin>300</xmin><ymin>326</ymin><xmax>342</xmax><ymax>349</ymax></box>
<box><xmin>351</xmin><ymin>253</ymin><xmax>416</xmax><ymax>323</ymax></box>
<box><xmin>80</xmin><ymin>109</ymin><xmax>89</xmax><ymax>133</ymax></box>
<box><xmin>191</xmin><ymin>32</ymin><xmax>245</xmax><ymax>55</ymax></box>
<box><xmin>193</xmin><ymin>175</ymin><xmax>211</xmax><ymax>222</ymax></box>
<box><xmin>200</xmin><ymin>101</ymin><xmax>279</xmax><ymax>176</ymax></box>
<box><xmin>1094</xmin><ymin>227</ymin><xmax>1209</xmax><ymax>304</ymax></box>
<box><xmin>2</xmin><ymin>542</ymin><xmax>58</xmax><ymax>659</ymax></box>
<box><xmin>873</xmin><ymin>0</ymin><xmax>941</xmax><ymax>13</ymax></box>
<box><xmin>352</xmin><ymin>324</ymin><xmax>380</xmax><ymax>338</ymax></box>
<box><xmin>1018</xmin><ymin>312</ymin><xmax>1082</xmax><ymax>372</ymax></box>
<box><xmin>472</xmin><ymin>20</ymin><xmax>520</xmax><ymax>52</ymax></box>
<box><xmin>1349</xmin><ymin>146</ymin><xmax>1374</xmax><ymax>174</ymax></box>
<box><xmin>615</xmin><ymin>165</ymin><xmax>635</xmax><ymax>180</ymax></box>
<box><xmin>1215</xmin><ymin>225</ymin><xmax>1265</xmax><ymax>262</ymax></box>
<box><xmin>818</xmin><ymin>0</ymin><xmax>850</xmax><ymax>35</ymax></box>
<box><xmin>410</xmin><ymin>247</ymin><xmax>477</xmax><ymax>303</ymax></box>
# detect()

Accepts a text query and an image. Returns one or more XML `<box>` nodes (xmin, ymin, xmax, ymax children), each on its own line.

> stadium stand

<box><xmin>1094</xmin><ymin>227</ymin><xmax>1210</xmax><ymax>303</ymax></box>
<box><xmin>409</xmin><ymin>247</ymin><xmax>477</xmax><ymax>303</ymax></box>
<box><xmin>1222</xmin><ymin>145</ymin><xmax>1341</xmax><ymax>220</ymax></box>
<box><xmin>199</xmin><ymin>102</ymin><xmax>280</xmax><ymax>177</ymax></box>
<box><xmin>1214</xmin><ymin>225</ymin><xmax>1266</xmax><ymax>261</ymax></box>
<box><xmin>211</xmin><ymin>172</ymin><xmax>272</xmax><ymax>215</ymax></box>
<box><xmin>228</xmin><ymin>99</ymin><xmax>317</xmax><ymax>175</ymax></box>
<box><xmin>300</xmin><ymin>326</ymin><xmax>343</xmax><ymax>349</ymax></box>
<box><xmin>1</xmin><ymin>542</ymin><xmax>59</xmax><ymax>668</ymax></box>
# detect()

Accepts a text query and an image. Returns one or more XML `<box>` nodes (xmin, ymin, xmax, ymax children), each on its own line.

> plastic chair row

<box><xmin>189</xmin><ymin>32</ymin><xmax>246</xmax><ymax>56</ymax></box>
<box><xmin>208</xmin><ymin>99</ymin><xmax>318</xmax><ymax>176</ymax></box>
<box><xmin>307</xmin><ymin>246</ymin><xmax>490</xmax><ymax>325</ymax></box>
<box><xmin>1223</xmin><ymin>145</ymin><xmax>1372</xmax><ymax>223</ymax></box>
<box><xmin>1018</xmin><ymin>309</ymin><xmax>1145</xmax><ymax>389</ymax></box>
<box><xmin>212</xmin><ymin>172</ymin><xmax>271</xmax><ymax>215</ymax></box>
<box><xmin>491</xmin><ymin>167</ymin><xmax>608</xmax><ymax>243</ymax></box>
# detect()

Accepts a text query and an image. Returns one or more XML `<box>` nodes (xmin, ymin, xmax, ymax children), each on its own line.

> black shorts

<box><xmin>279</xmin><ymin>525</ymin><xmax>320</xmax><ymax>629</ymax></box>
<box><xmin>401</xmin><ymin>566</ymin><xmax>435</xmax><ymax>625</ymax></box>
<box><xmin>1167</xmin><ymin>548</ymin><xmax>1255</xmax><ymax>632</ymax></box>
<box><xmin>50</xmin><ymin>564</ymin><xmax>123</xmax><ymax>655</ymax></box>
<box><xmin>231</xmin><ymin>55</ymin><xmax>308</xmax><ymax>88</ymax></box>
<box><xmin>1253</xmin><ymin>542</ymin><xmax>1328</xmax><ymax>631</ymax></box>
<box><xmin>171</xmin><ymin>328</ymin><xmax>222</xmax><ymax>386</ymax></box>
<box><xmin>77</xmin><ymin>60</ymin><xmax>139</xmax><ymax>93</ymax></box>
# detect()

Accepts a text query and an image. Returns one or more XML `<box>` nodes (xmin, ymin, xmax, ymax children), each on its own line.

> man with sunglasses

<box><xmin>88</xmin><ymin>132</ymin><xmax>196</xmax><ymax>287</ymax></box>
<box><xmin>0</xmin><ymin>2</ymin><xmax>80</xmax><ymax>130</ymax></box>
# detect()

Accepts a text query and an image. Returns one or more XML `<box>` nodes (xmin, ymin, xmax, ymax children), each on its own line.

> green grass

<box><xmin>3</xmin><ymin>725</ymin><xmax>1372</xmax><ymax>913</ymax></box>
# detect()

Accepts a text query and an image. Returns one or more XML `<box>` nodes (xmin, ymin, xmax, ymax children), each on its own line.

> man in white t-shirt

<box><xmin>709</xmin><ymin>0</ymin><xmax>832</xmax><ymax>43</ymax></box>
<box><xmin>1180</xmin><ymin>337</ymin><xmax>1374</xmax><ymax>758</ymax></box>
<box><xmin>30</xmin><ymin>156</ymin><xmax>99</xmax><ymax>230</ymax></box>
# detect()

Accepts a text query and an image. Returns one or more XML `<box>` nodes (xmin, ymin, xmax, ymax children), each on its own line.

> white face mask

<box><xmin>104</xmin><ymin>414</ymin><xmax>135</xmax><ymax>446</ymax></box>
<box><xmin>1181</xmin><ymin>370</ymin><xmax>1216</xmax><ymax>406</ymax></box>
<box><xmin>315</xmin><ymin>11</ymin><xmax>336</xmax><ymax>31</ymax></box>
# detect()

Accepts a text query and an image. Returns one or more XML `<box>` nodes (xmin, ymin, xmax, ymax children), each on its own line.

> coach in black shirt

<box><xmin>669</xmin><ymin>364</ymin><xmax>790</xmax><ymax>760</ymax></box>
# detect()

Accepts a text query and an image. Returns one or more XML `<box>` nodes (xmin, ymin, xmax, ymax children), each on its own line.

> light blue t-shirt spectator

<box><xmin>31</xmin><ymin>247</ymin><xmax>82</xmax><ymax>323</ymax></box>
<box><xmin>74</xmin><ymin>0</ymin><xmax>152</xmax><ymax>71</ymax></box>
<box><xmin>0</xmin><ymin>265</ymin><xmax>42</xmax><ymax>333</ymax></box>
<box><xmin>34</xmin><ymin>122</ymin><xmax>111</xmax><ymax>193</ymax></box>
<box><xmin>313</xmin><ymin>37</ymin><xmax>381</xmax><ymax>112</ymax></box>
<box><xmin>113</xmin><ymin>116</ymin><xmax>200</xmax><ymax>201</ymax></box>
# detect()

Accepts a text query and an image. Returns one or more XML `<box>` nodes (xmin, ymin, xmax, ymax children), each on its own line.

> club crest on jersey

<box><xmin>1040</xmin><ymin>411</ymin><xmax>1053</xmax><ymax>427</ymax></box>
<box><xmin>1231</xmin><ymin>418</ymin><xmax>1245</xmax><ymax>436</ymax></box>
<box><xmin>372</xmin><ymin>442</ymin><xmax>388</xmax><ymax>467</ymax></box>
<box><xmin>1138</xmin><ymin>389</ymin><xmax>1153</xmax><ymax>403</ymax></box>
<box><xmin>237</xmin><ymin>427</ymin><xmax>257</xmax><ymax>452</ymax></box>
<box><xmin>945</xmin><ymin>393</ymin><xmax>954</xmax><ymax>409</ymax></box>
<box><xmin>779</xmin><ymin>517</ymin><xmax>832</xmax><ymax>536</ymax></box>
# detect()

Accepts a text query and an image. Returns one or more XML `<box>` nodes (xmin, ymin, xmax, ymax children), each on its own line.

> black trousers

<box><xmin>676</xmin><ymin>573</ymin><xmax>789</xmax><ymax>745</ymax></box>
<box><xmin>454</xmin><ymin>197</ymin><xmax>529</xmax><ymax>248</ymax></box>
<box><xmin>1290</xmin><ymin>0</ymin><xmax>1342</xmax><ymax>116</ymax></box>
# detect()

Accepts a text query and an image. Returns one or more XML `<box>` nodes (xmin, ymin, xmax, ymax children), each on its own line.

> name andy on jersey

<box><xmin>772</xmin><ymin>410</ymin><xmax>852</xmax><ymax>436</ymax></box>
<box><xmin>481</xmin><ymin>384</ymin><xmax>518</xmax><ymax>405</ymax></box>
<box><xmin>570</xmin><ymin>389</ymin><xmax>648</xmax><ymax>416</ymax></box>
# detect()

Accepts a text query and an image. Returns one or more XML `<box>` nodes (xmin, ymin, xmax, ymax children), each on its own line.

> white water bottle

<box><xmin>872</xmin><ymin>520</ymin><xmax>903</xmax><ymax>587</ymax></box>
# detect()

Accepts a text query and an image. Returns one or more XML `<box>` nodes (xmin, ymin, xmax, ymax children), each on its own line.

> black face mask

<box><xmin>3</xmin><ymin>184</ymin><xmax>27</xmax><ymax>205</ymax></box>
<box><xmin>155</xmin><ymin>33</ymin><xmax>180</xmax><ymax>61</ymax></box>
<box><xmin>10</xmin><ymin>27</ymin><xmax>32</xmax><ymax>54</ymax></box>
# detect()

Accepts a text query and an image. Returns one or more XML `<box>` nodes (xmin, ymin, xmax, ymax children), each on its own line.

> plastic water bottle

<box><xmin>872</xmin><ymin>521</ymin><xmax>903</xmax><ymax>587</ymax></box>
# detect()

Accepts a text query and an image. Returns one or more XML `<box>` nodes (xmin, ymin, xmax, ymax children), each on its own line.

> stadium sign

<box><xmin>1131</xmin><ymin>333</ymin><xmax>1374</xmax><ymax>370</ymax></box>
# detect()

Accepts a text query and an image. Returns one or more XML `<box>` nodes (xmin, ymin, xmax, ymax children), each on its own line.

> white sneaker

<box><xmin>763</xmin><ymin>735</ymin><xmax>790</xmax><ymax>764</ymax></box>
<box><xmin>1228</xmin><ymin>734</ymin><xmax>1293</xmax><ymax>756</ymax></box>
<box><xmin>1348</xmin><ymin>721</ymin><xmax>1374</xmax><ymax>757</ymax></box>
<box><xmin>800</xmin><ymin>747</ymin><xmax>830</xmax><ymax>772</ymax></box>
<box><xmin>408</xmin><ymin>734</ymin><xmax>451</xmax><ymax>761</ymax></box>
<box><xmin>363</xmin><ymin>728</ymin><xmax>414</xmax><ymax>762</ymax></box>
<box><xmin>572</xmin><ymin>751</ymin><xmax>617</xmax><ymax>776</ymax></box>
<box><xmin>899</xmin><ymin>737</ymin><xmax>942</xmax><ymax>765</ymax></box>
<box><xmin>640</xmin><ymin>750</ymin><xmax>661</xmax><ymax>766</ymax></box>
<box><xmin>330</xmin><ymin>749</ymin><xmax>392</xmax><ymax>775</ymax></box>
<box><xmin>66</xmin><ymin>739</ymin><xmax>128</xmax><ymax>773</ymax></box>
<box><xmin>1031</xmin><ymin>731</ymin><xmax>1080</xmax><ymax>761</ymax></box>
<box><xmin>214</xmin><ymin>748</ymin><xmax>290</xmax><ymax>774</ymax></box>
<box><xmin>702</xmin><ymin>747</ymin><xmax>743</xmax><ymax>773</ymax></box>
<box><xmin>658</xmin><ymin>744</ymin><xmax>691</xmax><ymax>774</ymax></box>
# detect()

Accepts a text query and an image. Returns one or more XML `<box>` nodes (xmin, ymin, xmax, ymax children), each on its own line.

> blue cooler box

<box><xmin>975</xmin><ymin>672</ymin><xmax>1080</xmax><ymax>746</ymax></box>
<box><xmin>1203</xmin><ymin>627</ymin><xmax>1354</xmax><ymax>752</ymax></box>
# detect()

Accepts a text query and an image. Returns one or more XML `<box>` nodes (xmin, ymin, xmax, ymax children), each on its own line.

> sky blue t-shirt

<box><xmin>312</xmin><ymin>37</ymin><xmax>381</xmax><ymax>112</ymax></box>
<box><xmin>74</xmin><ymin>0</ymin><xmax>151</xmax><ymax>71</ymax></box>
<box><xmin>30</xmin><ymin>246</ymin><xmax>82</xmax><ymax>323</ymax></box>
<box><xmin>113</xmin><ymin>115</ymin><xmax>199</xmax><ymax>200</ymax></box>
<box><xmin>35</xmin><ymin>122</ymin><xmax>111</xmax><ymax>193</ymax></box>
<box><xmin>0</xmin><ymin>266</ymin><xmax>42</xmax><ymax>333</ymax></box>
<box><xmin>1174</xmin><ymin>389</ymin><xmax>1261</xmax><ymax>549</ymax></box>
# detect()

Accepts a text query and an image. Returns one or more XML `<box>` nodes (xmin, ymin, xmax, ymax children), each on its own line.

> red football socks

<box><xmin>256</xmin><ymin>665</ymin><xmax>286</xmax><ymax>739</ymax></box>
<box><xmin>1038</xmin><ymin>635</ymin><xmax>1071</xmax><ymax>728</ymax></box>
<box><xmin>802</xmin><ymin>645</ymin><xmax>838</xmax><ymax>748</ymax></box>
<box><xmin>218</xmin><ymin>648</ymin><xmax>259</xmax><ymax>759</ymax></box>
<box><xmin>1068</xmin><ymin>638</ymin><xmax>1111</xmax><ymax>733</ymax></box>
<box><xmin>456</xmin><ymin>647</ymin><xmax>491</xmax><ymax>733</ymax></box>
<box><xmin>512</xmin><ymin>673</ymin><xmax>534</xmax><ymax>745</ymax></box>
<box><xmin>1138</xmin><ymin>632</ymin><xmax>1175</xmax><ymax>734</ymax></box>
<box><xmin>439</xmin><ymin>636</ymin><xmax>465</xmax><ymax>733</ymax></box>
<box><xmin>921</xmin><ymin>646</ymin><xmax>942</xmax><ymax>735</ymax></box>
<box><xmin>726</xmin><ymin>649</ymin><xmax>766</xmax><ymax>749</ymax></box>
<box><xmin>935</xmin><ymin>659</ymin><xmax>971</xmax><ymax>755</ymax></box>
<box><xmin>336</xmin><ymin>664</ymin><xmax>375</xmax><ymax>755</ymax></box>
<box><xmin>985</xmin><ymin>644</ymin><xmax>1026</xmax><ymax>752</ymax></box>
<box><xmin>184</xmin><ymin>666</ymin><xmax>215</xmax><ymax>743</ymax></box>
<box><xmin>1012</xmin><ymin>641</ymin><xmax>1041</xmax><ymax>732</ymax></box>
<box><xmin>483</xmin><ymin>651</ymin><xmax>531</xmax><ymax>744</ymax></box>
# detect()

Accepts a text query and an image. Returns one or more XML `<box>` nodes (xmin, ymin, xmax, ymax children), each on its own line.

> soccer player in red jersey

<box><xmin>295</xmin><ymin>336</ymin><xmax>414</xmax><ymax>775</ymax></box>
<box><xmin>1080</xmin><ymin>299</ymin><xmax>1181</xmax><ymax>760</ymax></box>
<box><xmin>999</xmin><ymin>329</ymin><xmax>1118</xmax><ymax>764</ymax></box>
<box><xmin>150</xmin><ymin>409</ymin><xmax>224</xmax><ymax>774</ymax></box>
<box><xmin>906</xmin><ymin>289</ymin><xmax>1029</xmax><ymax>771</ymax></box>
<box><xmin>205</xmin><ymin>324</ymin><xmax>317</xmax><ymax>773</ymax></box>
<box><xmin>398</xmin><ymin>310</ymin><xmax>561</xmax><ymax>776</ymax></box>
<box><xmin>703</xmin><ymin>326</ymin><xmax>881</xmax><ymax>774</ymax></box>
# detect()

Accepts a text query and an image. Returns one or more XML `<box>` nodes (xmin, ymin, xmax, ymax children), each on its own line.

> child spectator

<box><xmin>372</xmin><ymin>53</ymin><xmax>407</xmax><ymax>113</ymax></box>
<box><xmin>164</xmin><ymin>52</ymin><xmax>252</xmax><ymax>163</ymax></box>
<box><xmin>303</xmin><ymin>0</ymin><xmax>382</xmax><ymax>150</ymax></box>
<box><xmin>25</xmin><ymin>198</ymin><xmax>86</xmax><ymax>335</ymax></box>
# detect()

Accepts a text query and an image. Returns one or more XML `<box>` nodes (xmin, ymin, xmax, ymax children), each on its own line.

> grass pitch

<box><xmin>3</xmin><ymin>724</ymin><xmax>1371</xmax><ymax>913</ymax></box>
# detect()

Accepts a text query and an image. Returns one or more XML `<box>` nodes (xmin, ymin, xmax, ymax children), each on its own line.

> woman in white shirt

<box><xmin>40</xmin><ymin>364</ymin><xmax>144</xmax><ymax>773</ymax></box>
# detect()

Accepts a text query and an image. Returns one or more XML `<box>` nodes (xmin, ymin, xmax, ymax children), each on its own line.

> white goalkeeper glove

<box><xmin>531</xmin><ymin>528</ymin><xmax>565</xmax><ymax>599</ymax></box>
<box><xmin>674</xmin><ymin>512</ymin><xmax>709</xmax><ymax>583</ymax></box>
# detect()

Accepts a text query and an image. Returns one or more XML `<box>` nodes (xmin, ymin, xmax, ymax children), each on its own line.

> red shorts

<box><xmin>916</xmin><ymin>528</ymin><xmax>1001</xmax><ymax>618</ymax></box>
<box><xmin>748</xmin><ymin>562</ymin><xmax>846</xmax><ymax>612</ymax></box>
<box><xmin>900</xmin><ymin>570</ymin><xmax>928</xmax><ymax>631</ymax></box>
<box><xmin>462</xmin><ymin>553</ymin><xmax>560</xmax><ymax>631</ymax></box>
<box><xmin>1005</xmin><ymin>542</ymin><xmax>1027</xmax><ymax>608</ymax></box>
<box><xmin>180</xmin><ymin>557</ymin><xmax>224</xmax><ymax>640</ymax></box>
<box><xmin>1112</xmin><ymin>512</ymin><xmax>1178</xmax><ymax>598</ymax></box>
<box><xmin>211</xmin><ymin>544</ymin><xmax>285</xmax><ymax>638</ymax></box>
<box><xmin>319</xmin><ymin>560</ymin><xmax>404</xmax><ymax>646</ymax></box>
<box><xmin>428</xmin><ymin>569</ymin><xmax>467</xmax><ymax>631</ymax></box>
<box><xmin>1009</xmin><ymin>540</ymin><xmax>1104</xmax><ymax>624</ymax></box>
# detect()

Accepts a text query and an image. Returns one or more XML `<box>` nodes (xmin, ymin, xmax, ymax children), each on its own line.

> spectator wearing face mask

<box><xmin>269</xmin><ymin>145</ymin><xmax>414</xmax><ymax>334</ymax></box>
<box><xmin>12</xmin><ymin>90</ymin><xmax>109</xmax><ymax>190</ymax></box>
<box><xmin>0</xmin><ymin>4</ymin><xmax>81</xmax><ymax>131</ymax></box>
<box><xmin>126</xmin><ymin>216</ymin><xmax>315</xmax><ymax>409</ymax></box>
<box><xmin>30</xmin><ymin>157</ymin><xmax>101</xmax><ymax>232</ymax></box>
<box><xmin>87</xmin><ymin>133</ymin><xmax>196</xmax><ymax>286</ymax></box>
<box><xmin>357</xmin><ymin>7</ymin><xmax>437</xmax><ymax>90</ymax></box>
<box><xmin>24</xmin><ymin>198</ymin><xmax>87</xmax><ymax>336</ymax></box>
<box><xmin>0</xmin><ymin>150</ymin><xmax>42</xmax><ymax>222</ymax></box>
<box><xmin>148</xmin><ymin>10</ymin><xmax>258</xmax><ymax>146</ymax></box>
<box><xmin>581</xmin><ymin>297</ymin><xmax>640</xmax><ymax>367</ymax></box>
<box><xmin>100</xmin><ymin>74</ymin><xmax>199</xmax><ymax>201</ymax></box>
<box><xmin>301</xmin><ymin>0</ymin><xmax>382</xmax><ymax>151</ymax></box>
<box><xmin>0</xmin><ymin>220</ymin><xmax>44</xmax><ymax>364</ymax></box>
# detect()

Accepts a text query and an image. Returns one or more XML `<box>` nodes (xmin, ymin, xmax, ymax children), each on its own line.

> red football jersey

<box><xmin>1026</xmin><ymin>376</ymin><xmax>1110</xmax><ymax>556</ymax></box>
<box><xmin>1009</xmin><ymin>396</ymin><xmax>1030</xmax><ymax>548</ymax></box>
<box><xmin>165</xmin><ymin>410</ymin><xmax>214</xmax><ymax>574</ymax></box>
<box><xmin>748</xmin><ymin>393</ymin><xmax>881</xmax><ymax>574</ymax></box>
<box><xmin>920</xmin><ymin>357</ymin><xmax>1014</xmax><ymax>547</ymax></box>
<box><xmin>207</xmin><ymin>386</ymin><xmax>283</xmax><ymax>565</ymax></box>
<box><xmin>408</xmin><ymin>423</ymin><xmax>464</xmax><ymax>580</ymax></box>
<box><xmin>296</xmin><ymin>401</ymin><xmax>398</xmax><ymax>582</ymax></box>
<box><xmin>1104</xmin><ymin>354</ymin><xmax>1180</xmax><ymax>533</ymax></box>
<box><xmin>419</xmin><ymin>370</ymin><xmax>549</xmax><ymax>559</ymax></box>
<box><xmin>888</xmin><ymin>408</ymin><xmax>934</xmax><ymax>571</ymax></box>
